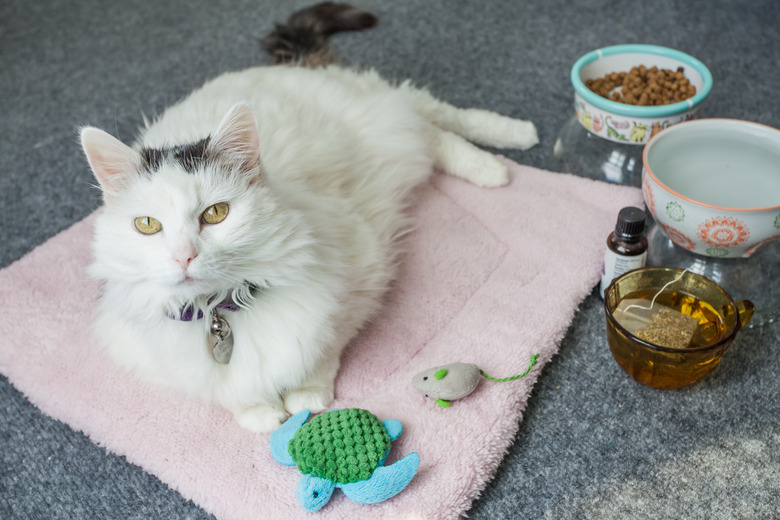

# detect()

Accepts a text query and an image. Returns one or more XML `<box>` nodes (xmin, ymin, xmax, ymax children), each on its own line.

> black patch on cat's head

<box><xmin>140</xmin><ymin>137</ymin><xmax>211</xmax><ymax>174</ymax></box>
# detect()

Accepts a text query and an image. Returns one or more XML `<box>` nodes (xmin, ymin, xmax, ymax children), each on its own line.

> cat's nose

<box><xmin>173</xmin><ymin>246</ymin><xmax>198</xmax><ymax>270</ymax></box>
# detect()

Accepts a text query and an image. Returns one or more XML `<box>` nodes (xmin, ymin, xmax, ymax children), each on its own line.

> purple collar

<box><xmin>166</xmin><ymin>284</ymin><xmax>258</xmax><ymax>321</ymax></box>
<box><xmin>173</xmin><ymin>301</ymin><xmax>241</xmax><ymax>321</ymax></box>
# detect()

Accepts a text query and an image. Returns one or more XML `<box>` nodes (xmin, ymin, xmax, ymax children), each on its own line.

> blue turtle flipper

<box><xmin>382</xmin><ymin>419</ymin><xmax>403</xmax><ymax>441</ymax></box>
<box><xmin>340</xmin><ymin>452</ymin><xmax>420</xmax><ymax>505</ymax></box>
<box><xmin>297</xmin><ymin>474</ymin><xmax>336</xmax><ymax>512</ymax></box>
<box><xmin>269</xmin><ymin>409</ymin><xmax>311</xmax><ymax>466</ymax></box>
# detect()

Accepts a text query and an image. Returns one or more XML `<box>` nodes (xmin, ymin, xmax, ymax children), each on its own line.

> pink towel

<box><xmin>0</xmin><ymin>158</ymin><xmax>641</xmax><ymax>519</ymax></box>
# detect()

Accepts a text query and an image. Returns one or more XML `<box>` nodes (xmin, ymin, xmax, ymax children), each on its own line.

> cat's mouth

<box><xmin>176</xmin><ymin>272</ymin><xmax>207</xmax><ymax>291</ymax></box>
<box><xmin>174</xmin><ymin>273</ymin><xmax>229</xmax><ymax>299</ymax></box>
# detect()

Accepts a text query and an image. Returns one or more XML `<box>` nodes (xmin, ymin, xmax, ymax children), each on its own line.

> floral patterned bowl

<box><xmin>571</xmin><ymin>44</ymin><xmax>712</xmax><ymax>145</ymax></box>
<box><xmin>643</xmin><ymin>118</ymin><xmax>780</xmax><ymax>258</ymax></box>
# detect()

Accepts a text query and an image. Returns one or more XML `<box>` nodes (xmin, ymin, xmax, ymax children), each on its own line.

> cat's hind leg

<box><xmin>433</xmin><ymin>128</ymin><xmax>511</xmax><ymax>187</ymax></box>
<box><xmin>403</xmin><ymin>82</ymin><xmax>539</xmax><ymax>151</ymax></box>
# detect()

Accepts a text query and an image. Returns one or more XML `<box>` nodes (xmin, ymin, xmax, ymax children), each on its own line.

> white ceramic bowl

<box><xmin>642</xmin><ymin>118</ymin><xmax>780</xmax><ymax>258</ymax></box>
<box><xmin>572</xmin><ymin>44</ymin><xmax>712</xmax><ymax>145</ymax></box>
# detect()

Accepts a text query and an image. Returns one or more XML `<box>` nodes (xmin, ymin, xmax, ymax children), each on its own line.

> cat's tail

<box><xmin>262</xmin><ymin>2</ymin><xmax>377</xmax><ymax>67</ymax></box>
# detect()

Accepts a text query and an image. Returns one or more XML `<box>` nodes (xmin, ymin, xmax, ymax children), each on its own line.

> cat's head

<box><xmin>81</xmin><ymin>103</ymin><xmax>307</xmax><ymax>314</ymax></box>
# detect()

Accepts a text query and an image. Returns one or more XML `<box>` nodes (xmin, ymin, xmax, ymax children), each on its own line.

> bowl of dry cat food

<box><xmin>571</xmin><ymin>44</ymin><xmax>713</xmax><ymax>145</ymax></box>
<box><xmin>642</xmin><ymin>118</ymin><xmax>780</xmax><ymax>258</ymax></box>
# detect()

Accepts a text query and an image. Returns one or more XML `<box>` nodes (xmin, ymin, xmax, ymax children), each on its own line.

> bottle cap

<box><xmin>614</xmin><ymin>206</ymin><xmax>645</xmax><ymax>241</ymax></box>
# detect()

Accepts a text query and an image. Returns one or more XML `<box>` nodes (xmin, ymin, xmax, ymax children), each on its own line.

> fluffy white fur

<box><xmin>81</xmin><ymin>65</ymin><xmax>537</xmax><ymax>432</ymax></box>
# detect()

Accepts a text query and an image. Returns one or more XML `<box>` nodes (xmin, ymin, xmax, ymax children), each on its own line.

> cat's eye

<box><xmin>134</xmin><ymin>216</ymin><xmax>162</xmax><ymax>235</ymax></box>
<box><xmin>201</xmin><ymin>202</ymin><xmax>229</xmax><ymax>225</ymax></box>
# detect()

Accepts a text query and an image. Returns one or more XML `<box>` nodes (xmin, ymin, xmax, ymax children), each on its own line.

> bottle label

<box><xmin>600</xmin><ymin>249</ymin><xmax>647</xmax><ymax>297</ymax></box>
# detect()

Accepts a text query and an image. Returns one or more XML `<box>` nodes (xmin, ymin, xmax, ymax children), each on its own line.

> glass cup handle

<box><xmin>736</xmin><ymin>300</ymin><xmax>755</xmax><ymax>329</ymax></box>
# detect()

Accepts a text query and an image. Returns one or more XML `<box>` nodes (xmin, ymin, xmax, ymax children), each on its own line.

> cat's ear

<box><xmin>80</xmin><ymin>127</ymin><xmax>142</xmax><ymax>198</ymax></box>
<box><xmin>207</xmin><ymin>103</ymin><xmax>263</xmax><ymax>180</ymax></box>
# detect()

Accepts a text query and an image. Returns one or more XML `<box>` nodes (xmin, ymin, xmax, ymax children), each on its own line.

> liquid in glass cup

<box><xmin>603</xmin><ymin>267</ymin><xmax>754</xmax><ymax>389</ymax></box>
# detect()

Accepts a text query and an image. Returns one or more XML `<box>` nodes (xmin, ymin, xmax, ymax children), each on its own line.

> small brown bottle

<box><xmin>599</xmin><ymin>206</ymin><xmax>648</xmax><ymax>298</ymax></box>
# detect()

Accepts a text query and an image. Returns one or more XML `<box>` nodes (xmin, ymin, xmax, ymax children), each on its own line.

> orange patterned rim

<box><xmin>642</xmin><ymin>176</ymin><xmax>655</xmax><ymax>215</ymax></box>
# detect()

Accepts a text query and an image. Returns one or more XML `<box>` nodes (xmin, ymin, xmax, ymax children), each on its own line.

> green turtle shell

<box><xmin>288</xmin><ymin>408</ymin><xmax>391</xmax><ymax>484</ymax></box>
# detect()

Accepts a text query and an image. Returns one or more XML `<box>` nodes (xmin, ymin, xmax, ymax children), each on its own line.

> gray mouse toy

<box><xmin>412</xmin><ymin>354</ymin><xmax>539</xmax><ymax>407</ymax></box>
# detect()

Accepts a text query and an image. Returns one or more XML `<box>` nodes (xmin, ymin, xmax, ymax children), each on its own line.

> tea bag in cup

<box><xmin>614</xmin><ymin>297</ymin><xmax>699</xmax><ymax>349</ymax></box>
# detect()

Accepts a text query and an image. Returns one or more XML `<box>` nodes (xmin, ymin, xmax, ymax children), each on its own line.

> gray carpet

<box><xmin>2</xmin><ymin>0</ymin><xmax>779</xmax><ymax>518</ymax></box>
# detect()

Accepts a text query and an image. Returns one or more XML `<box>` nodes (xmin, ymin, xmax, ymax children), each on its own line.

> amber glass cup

<box><xmin>603</xmin><ymin>267</ymin><xmax>754</xmax><ymax>389</ymax></box>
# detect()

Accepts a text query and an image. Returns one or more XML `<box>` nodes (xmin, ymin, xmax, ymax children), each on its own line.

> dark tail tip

<box><xmin>262</xmin><ymin>2</ymin><xmax>377</xmax><ymax>67</ymax></box>
<box><xmin>300</xmin><ymin>2</ymin><xmax>378</xmax><ymax>35</ymax></box>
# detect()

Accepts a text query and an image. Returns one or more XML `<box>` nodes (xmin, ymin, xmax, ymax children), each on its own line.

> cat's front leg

<box><xmin>283</xmin><ymin>354</ymin><xmax>340</xmax><ymax>416</ymax></box>
<box><xmin>232</xmin><ymin>401</ymin><xmax>289</xmax><ymax>433</ymax></box>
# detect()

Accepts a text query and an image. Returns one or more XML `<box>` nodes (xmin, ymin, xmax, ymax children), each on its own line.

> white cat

<box><xmin>80</xmin><ymin>3</ymin><xmax>537</xmax><ymax>432</ymax></box>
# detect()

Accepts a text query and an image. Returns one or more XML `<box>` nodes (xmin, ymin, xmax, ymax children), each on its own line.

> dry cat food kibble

<box><xmin>586</xmin><ymin>65</ymin><xmax>697</xmax><ymax>106</ymax></box>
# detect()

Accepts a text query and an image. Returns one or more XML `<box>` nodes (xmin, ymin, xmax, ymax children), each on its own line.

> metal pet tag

<box><xmin>208</xmin><ymin>310</ymin><xmax>234</xmax><ymax>364</ymax></box>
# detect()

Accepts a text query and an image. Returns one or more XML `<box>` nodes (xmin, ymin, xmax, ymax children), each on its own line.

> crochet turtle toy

<box><xmin>269</xmin><ymin>408</ymin><xmax>419</xmax><ymax>512</ymax></box>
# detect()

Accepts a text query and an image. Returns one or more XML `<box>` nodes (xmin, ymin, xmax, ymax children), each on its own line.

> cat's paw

<box><xmin>233</xmin><ymin>403</ymin><xmax>289</xmax><ymax>433</ymax></box>
<box><xmin>474</xmin><ymin>155</ymin><xmax>510</xmax><ymax>187</ymax></box>
<box><xmin>284</xmin><ymin>386</ymin><xmax>334</xmax><ymax>416</ymax></box>
<box><xmin>451</xmin><ymin>150</ymin><xmax>510</xmax><ymax>187</ymax></box>
<box><xmin>473</xmin><ymin>117</ymin><xmax>539</xmax><ymax>151</ymax></box>
<box><xmin>435</xmin><ymin>130</ymin><xmax>510</xmax><ymax>187</ymax></box>
<box><xmin>503</xmin><ymin>120</ymin><xmax>539</xmax><ymax>151</ymax></box>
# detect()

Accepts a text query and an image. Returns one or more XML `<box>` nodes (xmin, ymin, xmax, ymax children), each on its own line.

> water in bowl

<box><xmin>648</xmin><ymin>129</ymin><xmax>780</xmax><ymax>209</ymax></box>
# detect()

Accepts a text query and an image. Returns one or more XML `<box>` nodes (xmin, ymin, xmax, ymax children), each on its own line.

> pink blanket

<box><xmin>0</xmin><ymin>158</ymin><xmax>641</xmax><ymax>519</ymax></box>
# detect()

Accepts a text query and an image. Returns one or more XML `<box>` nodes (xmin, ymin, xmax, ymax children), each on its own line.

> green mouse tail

<box><xmin>480</xmin><ymin>353</ymin><xmax>539</xmax><ymax>382</ymax></box>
